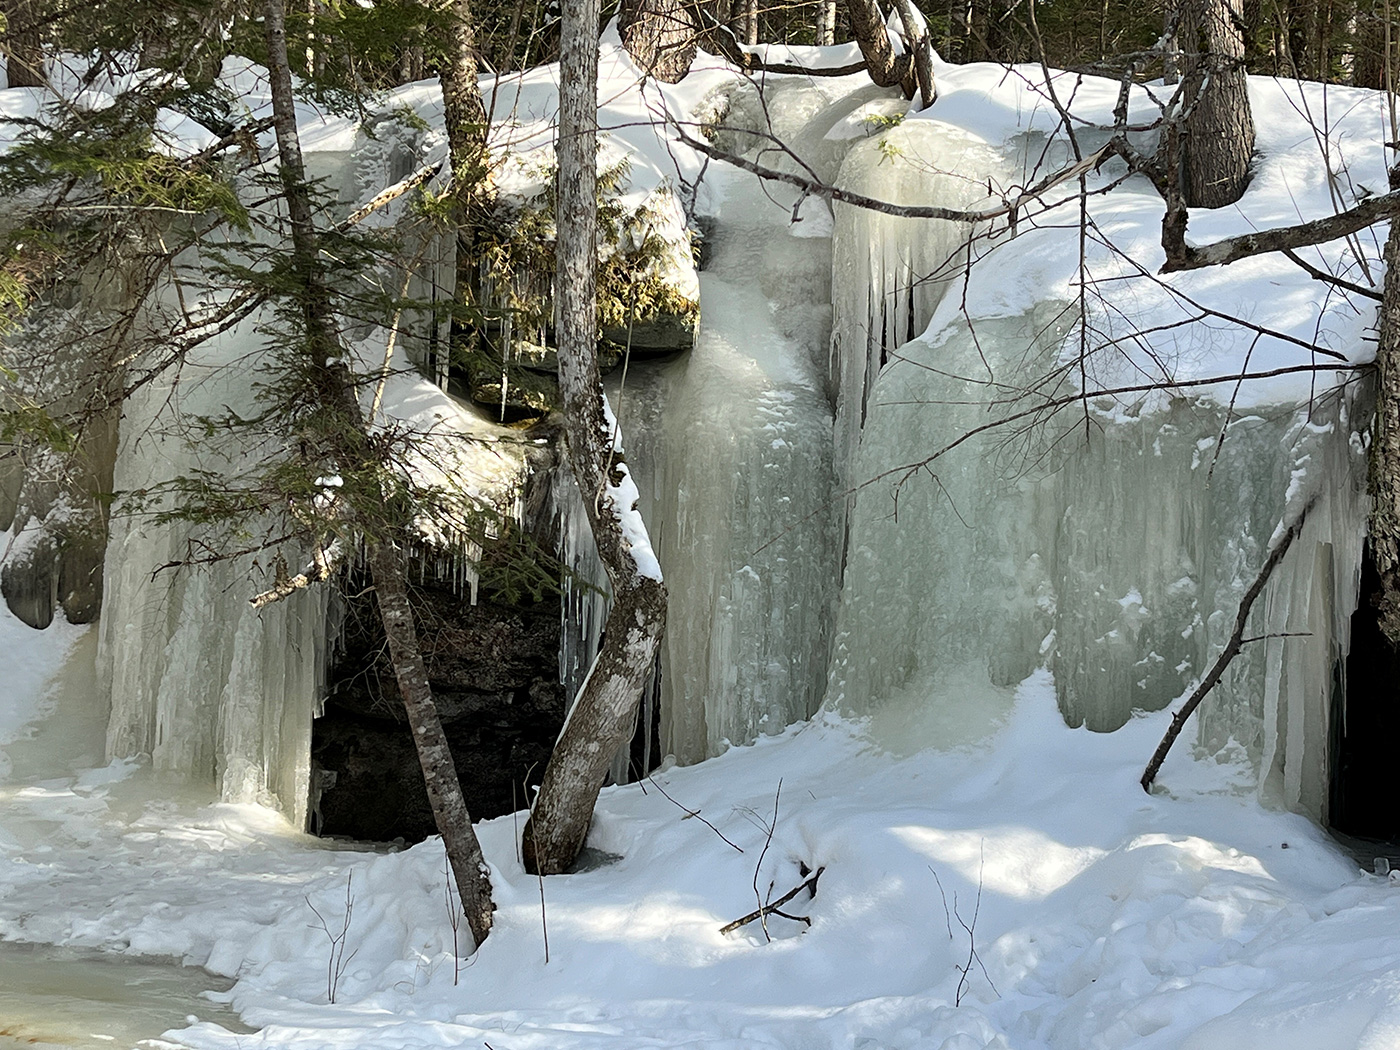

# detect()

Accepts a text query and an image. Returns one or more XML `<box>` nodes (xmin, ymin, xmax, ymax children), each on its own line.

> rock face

<box><xmin>312</xmin><ymin>573</ymin><xmax>565</xmax><ymax>841</ymax></box>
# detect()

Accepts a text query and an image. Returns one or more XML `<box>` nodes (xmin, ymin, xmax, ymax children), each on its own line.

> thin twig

<box><xmin>646</xmin><ymin>775</ymin><xmax>745</xmax><ymax>853</ymax></box>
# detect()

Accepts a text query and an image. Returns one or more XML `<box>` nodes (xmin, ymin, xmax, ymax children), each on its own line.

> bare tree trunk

<box><xmin>440</xmin><ymin>0</ymin><xmax>487</xmax><ymax>177</ymax></box>
<box><xmin>366</xmin><ymin>542</ymin><xmax>494</xmax><ymax>946</ymax></box>
<box><xmin>1164</xmin><ymin>0</ymin><xmax>1181</xmax><ymax>84</ymax></box>
<box><xmin>438</xmin><ymin>0</ymin><xmax>488</xmax><ymax>400</ymax></box>
<box><xmin>620</xmin><ymin>0</ymin><xmax>699</xmax><ymax>82</ymax></box>
<box><xmin>3</xmin><ymin>0</ymin><xmax>43</xmax><ymax>87</ymax></box>
<box><xmin>848</xmin><ymin>0</ymin><xmax>915</xmax><ymax>91</ymax></box>
<box><xmin>521</xmin><ymin>0</ymin><xmax>667</xmax><ymax>876</ymax></box>
<box><xmin>1371</xmin><ymin>164</ymin><xmax>1400</xmax><ymax>644</ymax></box>
<box><xmin>263</xmin><ymin>0</ymin><xmax>494</xmax><ymax>948</ymax></box>
<box><xmin>1179</xmin><ymin>0</ymin><xmax>1255</xmax><ymax>207</ymax></box>
<box><xmin>815</xmin><ymin>0</ymin><xmax>836</xmax><ymax>44</ymax></box>
<box><xmin>892</xmin><ymin>0</ymin><xmax>936</xmax><ymax>108</ymax></box>
<box><xmin>731</xmin><ymin>0</ymin><xmax>758</xmax><ymax>44</ymax></box>
<box><xmin>1354</xmin><ymin>0</ymin><xmax>1388</xmax><ymax>88</ymax></box>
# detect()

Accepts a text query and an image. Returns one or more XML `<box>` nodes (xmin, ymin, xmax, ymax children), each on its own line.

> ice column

<box><xmin>100</xmin><ymin>319</ymin><xmax>328</xmax><ymax>827</ymax></box>
<box><xmin>829</xmin><ymin>120</ymin><xmax>1005</xmax><ymax>503</ymax></box>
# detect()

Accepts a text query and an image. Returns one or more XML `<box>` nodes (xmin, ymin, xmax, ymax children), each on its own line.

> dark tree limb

<box><xmin>1281</xmin><ymin>248</ymin><xmax>1382</xmax><ymax>301</ymax></box>
<box><xmin>1140</xmin><ymin>495</ymin><xmax>1319</xmax><ymax>791</ymax></box>
<box><xmin>675</xmin><ymin>127</ymin><xmax>1109</xmax><ymax>224</ymax></box>
<box><xmin>719</xmin><ymin>866</ymin><xmax>824</xmax><ymax>935</ymax></box>
<box><xmin>694</xmin><ymin>9</ymin><xmax>867</xmax><ymax>77</ymax></box>
<box><xmin>1159</xmin><ymin>188</ymin><xmax>1400</xmax><ymax>273</ymax></box>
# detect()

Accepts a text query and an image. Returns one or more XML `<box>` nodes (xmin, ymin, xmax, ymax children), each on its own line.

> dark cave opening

<box><xmin>309</xmin><ymin>566</ymin><xmax>663</xmax><ymax>845</ymax></box>
<box><xmin>1329</xmin><ymin>542</ymin><xmax>1400</xmax><ymax>845</ymax></box>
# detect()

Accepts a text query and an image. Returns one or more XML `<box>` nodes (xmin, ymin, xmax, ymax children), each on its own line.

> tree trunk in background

<box><xmin>1353</xmin><ymin>0</ymin><xmax>1388</xmax><ymax>89</ymax></box>
<box><xmin>439</xmin><ymin>0</ymin><xmax>488</xmax><ymax>393</ymax></box>
<box><xmin>521</xmin><ymin>0</ymin><xmax>667</xmax><ymax>876</ymax></box>
<box><xmin>731</xmin><ymin>0</ymin><xmax>757</xmax><ymax>44</ymax></box>
<box><xmin>3</xmin><ymin>0</ymin><xmax>43</xmax><ymax>87</ymax></box>
<box><xmin>263</xmin><ymin>0</ymin><xmax>494</xmax><ymax>949</ymax></box>
<box><xmin>620</xmin><ymin>0</ymin><xmax>699</xmax><ymax>82</ymax></box>
<box><xmin>1369</xmin><ymin>165</ymin><xmax>1400</xmax><ymax>646</ymax></box>
<box><xmin>1179</xmin><ymin>0</ymin><xmax>1255</xmax><ymax>208</ymax></box>
<box><xmin>815</xmin><ymin>0</ymin><xmax>836</xmax><ymax>44</ymax></box>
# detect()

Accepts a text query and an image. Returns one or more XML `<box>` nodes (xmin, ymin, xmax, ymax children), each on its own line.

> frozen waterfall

<box><xmin>71</xmin><ymin>65</ymin><xmax>1374</xmax><ymax>833</ymax></box>
<box><xmin>100</xmin><ymin>318</ymin><xmax>330</xmax><ymax>827</ymax></box>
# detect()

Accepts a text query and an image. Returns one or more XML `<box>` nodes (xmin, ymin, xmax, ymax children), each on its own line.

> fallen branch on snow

<box><xmin>719</xmin><ymin>865</ymin><xmax>824</xmax><ymax>935</ymax></box>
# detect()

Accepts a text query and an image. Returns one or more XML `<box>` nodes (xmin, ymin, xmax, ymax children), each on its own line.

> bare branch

<box><xmin>339</xmin><ymin>162</ymin><xmax>443</xmax><ymax>230</ymax></box>
<box><xmin>1140</xmin><ymin>495</ymin><xmax>1320</xmax><ymax>791</ymax></box>
<box><xmin>1281</xmin><ymin>248</ymin><xmax>1382</xmax><ymax>301</ymax></box>
<box><xmin>249</xmin><ymin>542</ymin><xmax>336</xmax><ymax>609</ymax></box>
<box><xmin>1160</xmin><ymin>188</ymin><xmax>1400</xmax><ymax>273</ymax></box>
<box><xmin>676</xmin><ymin>126</ymin><xmax>1109</xmax><ymax>224</ymax></box>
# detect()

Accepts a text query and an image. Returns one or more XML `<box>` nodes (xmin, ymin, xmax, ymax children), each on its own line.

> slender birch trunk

<box><xmin>263</xmin><ymin>0</ymin><xmax>494</xmax><ymax>949</ymax></box>
<box><xmin>520</xmin><ymin>0</ymin><xmax>668</xmax><ymax>876</ymax></box>
<box><xmin>815</xmin><ymin>0</ymin><xmax>836</xmax><ymax>45</ymax></box>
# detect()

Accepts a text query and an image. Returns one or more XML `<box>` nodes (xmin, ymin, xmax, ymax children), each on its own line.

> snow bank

<box><xmin>2</xmin><ymin>671</ymin><xmax>1391</xmax><ymax>1050</ymax></box>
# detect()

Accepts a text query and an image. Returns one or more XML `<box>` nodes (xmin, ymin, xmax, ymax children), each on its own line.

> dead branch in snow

<box><xmin>719</xmin><ymin>864</ymin><xmax>824</xmax><ymax>935</ymax></box>
<box><xmin>1140</xmin><ymin>494</ymin><xmax>1320</xmax><ymax>791</ymax></box>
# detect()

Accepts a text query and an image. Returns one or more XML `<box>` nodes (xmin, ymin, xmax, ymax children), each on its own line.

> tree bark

<box><xmin>731</xmin><ymin>0</ymin><xmax>757</xmax><ymax>44</ymax></box>
<box><xmin>263</xmin><ymin>0</ymin><xmax>494</xmax><ymax>948</ymax></box>
<box><xmin>366</xmin><ymin>541</ymin><xmax>494</xmax><ymax>946</ymax></box>
<box><xmin>520</xmin><ymin>0</ymin><xmax>668</xmax><ymax>876</ymax></box>
<box><xmin>815</xmin><ymin>0</ymin><xmax>836</xmax><ymax>45</ymax></box>
<box><xmin>439</xmin><ymin>0</ymin><xmax>488</xmax><ymax>389</ymax></box>
<box><xmin>3</xmin><ymin>0</ymin><xmax>44</xmax><ymax>87</ymax></box>
<box><xmin>1371</xmin><ymin>165</ymin><xmax>1400</xmax><ymax>644</ymax></box>
<box><xmin>1178</xmin><ymin>0</ymin><xmax>1255</xmax><ymax>208</ymax></box>
<box><xmin>892</xmin><ymin>0</ymin><xmax>935</xmax><ymax>108</ymax></box>
<box><xmin>620</xmin><ymin>0</ymin><xmax>700</xmax><ymax>83</ymax></box>
<box><xmin>440</xmin><ymin>0</ymin><xmax>487</xmax><ymax>178</ymax></box>
<box><xmin>848</xmin><ymin>0</ymin><xmax>915</xmax><ymax>92</ymax></box>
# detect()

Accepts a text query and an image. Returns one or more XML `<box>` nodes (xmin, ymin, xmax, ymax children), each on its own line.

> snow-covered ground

<box><xmin>2</xmin><ymin>605</ymin><xmax>1396</xmax><ymax>1050</ymax></box>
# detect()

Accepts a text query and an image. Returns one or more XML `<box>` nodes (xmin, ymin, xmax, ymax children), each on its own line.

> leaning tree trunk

<box><xmin>366</xmin><ymin>541</ymin><xmax>494</xmax><ymax>946</ymax></box>
<box><xmin>1178</xmin><ymin>0</ymin><xmax>1255</xmax><ymax>208</ymax></box>
<box><xmin>520</xmin><ymin>0</ymin><xmax>668</xmax><ymax>876</ymax></box>
<box><xmin>263</xmin><ymin>0</ymin><xmax>494</xmax><ymax>949</ymax></box>
<box><xmin>1370</xmin><ymin>164</ymin><xmax>1400</xmax><ymax>645</ymax></box>
<box><xmin>620</xmin><ymin>0</ymin><xmax>699</xmax><ymax>83</ymax></box>
<box><xmin>848</xmin><ymin>0</ymin><xmax>915</xmax><ymax>93</ymax></box>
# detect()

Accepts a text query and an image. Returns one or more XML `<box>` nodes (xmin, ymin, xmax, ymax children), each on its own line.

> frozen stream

<box><xmin>0</xmin><ymin>940</ymin><xmax>251</xmax><ymax>1050</ymax></box>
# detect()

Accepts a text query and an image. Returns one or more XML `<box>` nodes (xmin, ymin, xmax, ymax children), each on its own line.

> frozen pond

<box><xmin>0</xmin><ymin>940</ymin><xmax>252</xmax><ymax>1049</ymax></box>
